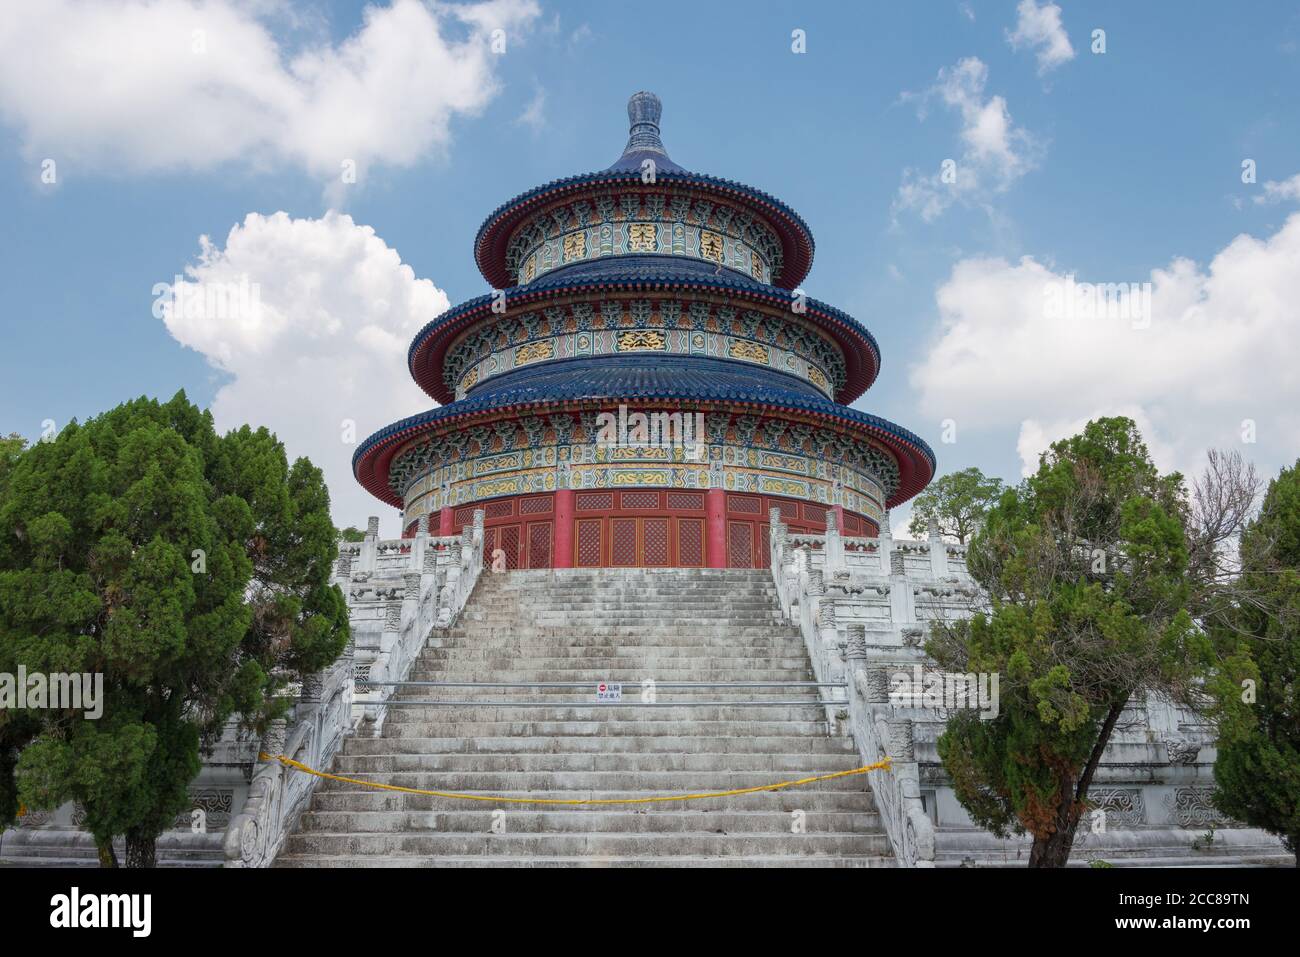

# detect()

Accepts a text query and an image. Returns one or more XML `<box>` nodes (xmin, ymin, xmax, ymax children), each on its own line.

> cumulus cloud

<box><xmin>0</xmin><ymin>0</ymin><xmax>540</xmax><ymax>189</ymax></box>
<box><xmin>1256</xmin><ymin>172</ymin><xmax>1300</xmax><ymax>205</ymax></box>
<box><xmin>894</xmin><ymin>57</ymin><xmax>1040</xmax><ymax>222</ymax></box>
<box><xmin>1006</xmin><ymin>0</ymin><xmax>1075</xmax><ymax>75</ymax></box>
<box><xmin>910</xmin><ymin>213</ymin><xmax>1300</xmax><ymax>480</ymax></box>
<box><xmin>159</xmin><ymin>211</ymin><xmax>448</xmax><ymax>527</ymax></box>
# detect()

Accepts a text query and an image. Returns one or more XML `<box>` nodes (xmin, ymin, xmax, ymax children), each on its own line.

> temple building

<box><xmin>352</xmin><ymin>92</ymin><xmax>935</xmax><ymax>566</ymax></box>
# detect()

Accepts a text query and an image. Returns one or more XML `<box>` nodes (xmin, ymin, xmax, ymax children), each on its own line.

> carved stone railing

<box><xmin>223</xmin><ymin>509</ymin><xmax>485</xmax><ymax>867</ymax></box>
<box><xmin>352</xmin><ymin>511</ymin><xmax>485</xmax><ymax>735</ymax></box>
<box><xmin>222</xmin><ymin>642</ymin><xmax>353</xmax><ymax>868</ymax></box>
<box><xmin>848</xmin><ymin>666</ymin><xmax>936</xmax><ymax>868</ymax></box>
<box><xmin>768</xmin><ymin>509</ymin><xmax>936</xmax><ymax>867</ymax></box>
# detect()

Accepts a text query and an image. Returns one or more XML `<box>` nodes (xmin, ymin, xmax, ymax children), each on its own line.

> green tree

<box><xmin>907</xmin><ymin>466</ymin><xmax>1005</xmax><ymax>544</ymax></box>
<box><xmin>0</xmin><ymin>431</ymin><xmax>31</xmax><ymax>829</ymax></box>
<box><xmin>1212</xmin><ymin>460</ymin><xmax>1300</xmax><ymax>861</ymax></box>
<box><xmin>337</xmin><ymin>525</ymin><xmax>366</xmax><ymax>544</ymax></box>
<box><xmin>0</xmin><ymin>393</ymin><xmax>348</xmax><ymax>866</ymax></box>
<box><xmin>926</xmin><ymin>418</ymin><xmax>1211</xmax><ymax>867</ymax></box>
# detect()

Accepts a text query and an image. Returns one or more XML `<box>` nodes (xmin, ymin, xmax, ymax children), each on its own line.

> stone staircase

<box><xmin>276</xmin><ymin>568</ymin><xmax>893</xmax><ymax>867</ymax></box>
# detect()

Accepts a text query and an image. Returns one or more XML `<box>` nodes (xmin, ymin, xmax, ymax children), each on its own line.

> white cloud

<box><xmin>515</xmin><ymin>85</ymin><xmax>546</xmax><ymax>132</ymax></box>
<box><xmin>159</xmin><ymin>211</ymin><xmax>448</xmax><ymax>528</ymax></box>
<box><xmin>1255</xmin><ymin>172</ymin><xmax>1300</xmax><ymax>205</ymax></box>
<box><xmin>910</xmin><ymin>213</ymin><xmax>1300</xmax><ymax>480</ymax></box>
<box><xmin>1006</xmin><ymin>0</ymin><xmax>1075</xmax><ymax>75</ymax></box>
<box><xmin>894</xmin><ymin>57</ymin><xmax>1040</xmax><ymax>222</ymax></box>
<box><xmin>0</xmin><ymin>0</ymin><xmax>539</xmax><ymax>189</ymax></box>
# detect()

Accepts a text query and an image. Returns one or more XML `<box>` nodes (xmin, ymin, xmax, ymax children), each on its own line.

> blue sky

<box><xmin>1</xmin><ymin>0</ymin><xmax>1298</xmax><ymax>529</ymax></box>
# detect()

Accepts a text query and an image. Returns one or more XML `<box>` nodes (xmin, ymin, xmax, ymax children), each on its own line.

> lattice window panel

<box><xmin>667</xmin><ymin>491</ymin><xmax>704</xmax><ymax>510</ymax></box>
<box><xmin>801</xmin><ymin>503</ymin><xmax>828</xmax><ymax>524</ymax></box>
<box><xmin>498</xmin><ymin>525</ymin><xmax>521</xmax><ymax>569</ymax></box>
<box><xmin>519</xmin><ymin>495</ymin><xmax>552</xmax><ymax>514</ymax></box>
<box><xmin>486</xmin><ymin>499</ymin><xmax>515</xmax><ymax>519</ymax></box>
<box><xmin>611</xmin><ymin>518</ymin><xmax>637</xmax><ymax>566</ymax></box>
<box><xmin>576</xmin><ymin>520</ymin><xmax>602</xmax><ymax>566</ymax></box>
<box><xmin>643</xmin><ymin>519</ymin><xmax>669</xmax><ymax>566</ymax></box>
<box><xmin>454</xmin><ymin>506</ymin><xmax>477</xmax><ymax>525</ymax></box>
<box><xmin>577</xmin><ymin>492</ymin><xmax>614</xmax><ymax>511</ymax></box>
<box><xmin>527</xmin><ymin>522</ymin><xmax>551</xmax><ymax>568</ymax></box>
<box><xmin>677</xmin><ymin>519</ymin><xmax>704</xmax><ymax>566</ymax></box>
<box><xmin>620</xmin><ymin>491</ymin><xmax>660</xmax><ymax>510</ymax></box>
<box><xmin>728</xmin><ymin>521</ymin><xmax>754</xmax><ymax>568</ymax></box>
<box><xmin>729</xmin><ymin>494</ymin><xmax>761</xmax><ymax>514</ymax></box>
<box><xmin>775</xmin><ymin>499</ymin><xmax>799</xmax><ymax>520</ymax></box>
<box><xmin>759</xmin><ymin>524</ymin><xmax>770</xmax><ymax>567</ymax></box>
<box><xmin>844</xmin><ymin>513</ymin><xmax>862</xmax><ymax>534</ymax></box>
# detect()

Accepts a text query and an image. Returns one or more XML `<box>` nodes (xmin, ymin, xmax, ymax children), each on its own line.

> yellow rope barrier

<box><xmin>261</xmin><ymin>752</ymin><xmax>891</xmax><ymax>806</ymax></box>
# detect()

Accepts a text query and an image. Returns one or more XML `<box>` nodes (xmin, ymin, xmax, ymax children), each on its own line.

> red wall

<box><xmin>406</xmin><ymin>490</ymin><xmax>878</xmax><ymax>569</ymax></box>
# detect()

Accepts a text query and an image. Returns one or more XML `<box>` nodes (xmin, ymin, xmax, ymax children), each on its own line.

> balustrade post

<box><xmin>877</xmin><ymin>513</ymin><xmax>893</xmax><ymax>576</ymax></box>
<box><xmin>928</xmin><ymin>517</ymin><xmax>948</xmax><ymax>578</ymax></box>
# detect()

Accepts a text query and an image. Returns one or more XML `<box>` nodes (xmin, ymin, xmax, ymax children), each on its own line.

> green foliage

<box><xmin>928</xmin><ymin>418</ymin><xmax>1208</xmax><ymax>865</ymax></box>
<box><xmin>337</xmin><ymin>526</ymin><xmax>366</xmax><ymax>544</ymax></box>
<box><xmin>0</xmin><ymin>432</ymin><xmax>26</xmax><ymax>487</ymax></box>
<box><xmin>0</xmin><ymin>393</ymin><xmax>348</xmax><ymax>858</ymax></box>
<box><xmin>1212</xmin><ymin>461</ymin><xmax>1300</xmax><ymax>857</ymax></box>
<box><xmin>907</xmin><ymin>467</ymin><xmax>1004</xmax><ymax>544</ymax></box>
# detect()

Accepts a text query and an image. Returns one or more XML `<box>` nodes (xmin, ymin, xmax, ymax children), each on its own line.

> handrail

<box><xmin>767</xmin><ymin>508</ymin><xmax>936</xmax><ymax>867</ymax></box>
<box><xmin>224</xmin><ymin>508</ymin><xmax>486</xmax><ymax>867</ymax></box>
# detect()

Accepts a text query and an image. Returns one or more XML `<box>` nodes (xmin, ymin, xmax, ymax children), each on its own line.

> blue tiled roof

<box><xmin>355</xmin><ymin>354</ymin><xmax>935</xmax><ymax>474</ymax></box>
<box><xmin>406</xmin><ymin>255</ymin><xmax>882</xmax><ymax>401</ymax></box>
<box><xmin>474</xmin><ymin>167</ymin><xmax>813</xmax><ymax>268</ymax></box>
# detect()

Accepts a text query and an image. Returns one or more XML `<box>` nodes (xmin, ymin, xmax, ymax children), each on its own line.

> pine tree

<box><xmin>1213</xmin><ymin>461</ymin><xmax>1300</xmax><ymax>861</ymax></box>
<box><xmin>0</xmin><ymin>393</ymin><xmax>348</xmax><ymax>866</ymax></box>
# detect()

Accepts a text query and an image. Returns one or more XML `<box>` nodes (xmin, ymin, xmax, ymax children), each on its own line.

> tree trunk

<box><xmin>124</xmin><ymin>828</ymin><xmax>157</xmax><ymax>868</ymax></box>
<box><xmin>1028</xmin><ymin>700</ymin><xmax>1127</xmax><ymax>868</ymax></box>
<box><xmin>1029</xmin><ymin>827</ymin><xmax>1077</xmax><ymax>868</ymax></box>
<box><xmin>96</xmin><ymin>838</ymin><xmax>118</xmax><ymax>868</ymax></box>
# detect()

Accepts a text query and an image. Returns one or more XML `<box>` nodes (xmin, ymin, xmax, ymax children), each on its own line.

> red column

<box><xmin>438</xmin><ymin>506</ymin><xmax>453</xmax><ymax>537</ymax></box>
<box><xmin>553</xmin><ymin>488</ymin><xmax>575</xmax><ymax>568</ymax></box>
<box><xmin>705</xmin><ymin>487</ymin><xmax>727</xmax><ymax>568</ymax></box>
<box><xmin>830</xmin><ymin>505</ymin><xmax>844</xmax><ymax>533</ymax></box>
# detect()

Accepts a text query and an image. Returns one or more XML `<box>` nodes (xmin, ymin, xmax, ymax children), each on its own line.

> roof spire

<box><xmin>625</xmin><ymin>92</ymin><xmax>666</xmax><ymax>156</ymax></box>
<box><xmin>607</xmin><ymin>91</ymin><xmax>685</xmax><ymax>173</ymax></box>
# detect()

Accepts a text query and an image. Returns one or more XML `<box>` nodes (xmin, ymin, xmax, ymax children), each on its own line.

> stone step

<box><xmin>462</xmin><ymin>605</ymin><xmax>783</xmax><ymax>613</ymax></box>
<box><xmin>308</xmin><ymin>788</ymin><xmax>872</xmax><ymax>813</ymax></box>
<box><xmin>296</xmin><ymin>809</ymin><xmax>881</xmax><ymax>834</ymax></box>
<box><xmin>342</xmin><ymin>735</ymin><xmax>856</xmax><ymax>755</ymax></box>
<box><xmin>416</xmin><ymin>650</ymin><xmax>813</xmax><ymax>665</ymax></box>
<box><xmin>405</xmin><ymin>665</ymin><xmax>811</xmax><ymax>681</ymax></box>
<box><xmin>274</xmin><ymin>853</ymin><xmax>892</xmax><ymax>868</ymax></box>
<box><xmin>383</xmin><ymin>719</ymin><xmax>834</xmax><ymax>737</ymax></box>
<box><xmin>280</xmin><ymin>831</ymin><xmax>890</xmax><ymax>858</ymax></box>
<box><xmin>313</xmin><ymin>770</ymin><xmax>872</xmax><ymax>792</ymax></box>
<box><xmin>389</xmin><ymin>687</ymin><xmax>823</xmax><ymax>700</ymax></box>
<box><xmin>381</xmin><ymin>705</ymin><xmax>832</xmax><ymax>724</ymax></box>
<box><xmin>279</xmin><ymin>564</ymin><xmax>889</xmax><ymax>868</ymax></box>
<box><xmin>331</xmin><ymin>752</ymin><xmax>863</xmax><ymax>774</ymax></box>
<box><xmin>436</xmin><ymin>634</ymin><xmax>801</xmax><ymax>643</ymax></box>
<box><xmin>402</xmin><ymin>672</ymin><xmax>813</xmax><ymax>685</ymax></box>
<box><xmin>444</xmin><ymin>624</ymin><xmax>790</xmax><ymax>631</ymax></box>
<box><xmin>308</xmin><ymin>788</ymin><xmax>873</xmax><ymax>813</ymax></box>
